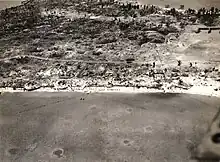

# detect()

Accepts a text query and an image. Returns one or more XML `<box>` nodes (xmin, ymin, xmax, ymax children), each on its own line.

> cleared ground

<box><xmin>1</xmin><ymin>92</ymin><xmax>220</xmax><ymax>162</ymax></box>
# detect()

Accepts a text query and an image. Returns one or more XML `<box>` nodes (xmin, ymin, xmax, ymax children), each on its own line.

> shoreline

<box><xmin>1</xmin><ymin>85</ymin><xmax>219</xmax><ymax>98</ymax></box>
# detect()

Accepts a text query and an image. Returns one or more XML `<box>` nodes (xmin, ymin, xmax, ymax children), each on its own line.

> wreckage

<box><xmin>195</xmin><ymin>27</ymin><xmax>220</xmax><ymax>33</ymax></box>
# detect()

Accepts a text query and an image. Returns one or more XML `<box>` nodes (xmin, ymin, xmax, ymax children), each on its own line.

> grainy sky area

<box><xmin>0</xmin><ymin>0</ymin><xmax>23</xmax><ymax>10</ymax></box>
<box><xmin>139</xmin><ymin>0</ymin><xmax>220</xmax><ymax>9</ymax></box>
<box><xmin>0</xmin><ymin>0</ymin><xmax>220</xmax><ymax>10</ymax></box>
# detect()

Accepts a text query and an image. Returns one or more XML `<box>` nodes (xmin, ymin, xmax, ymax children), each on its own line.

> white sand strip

<box><xmin>0</xmin><ymin>86</ymin><xmax>219</xmax><ymax>97</ymax></box>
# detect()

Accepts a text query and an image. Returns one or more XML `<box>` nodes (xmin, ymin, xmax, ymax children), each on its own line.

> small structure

<box><xmin>126</xmin><ymin>58</ymin><xmax>135</xmax><ymax>63</ymax></box>
<box><xmin>179</xmin><ymin>5</ymin><xmax>184</xmax><ymax>10</ymax></box>
<box><xmin>195</xmin><ymin>27</ymin><xmax>220</xmax><ymax>34</ymax></box>
<box><xmin>165</xmin><ymin>4</ymin><xmax>170</xmax><ymax>8</ymax></box>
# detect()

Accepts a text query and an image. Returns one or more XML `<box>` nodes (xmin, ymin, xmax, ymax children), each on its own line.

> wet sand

<box><xmin>1</xmin><ymin>92</ymin><xmax>220</xmax><ymax>161</ymax></box>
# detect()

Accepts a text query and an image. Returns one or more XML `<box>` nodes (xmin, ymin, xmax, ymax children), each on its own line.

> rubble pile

<box><xmin>0</xmin><ymin>56</ymin><xmax>219</xmax><ymax>92</ymax></box>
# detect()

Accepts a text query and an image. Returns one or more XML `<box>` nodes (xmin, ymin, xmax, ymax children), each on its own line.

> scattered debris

<box><xmin>0</xmin><ymin>0</ymin><xmax>219</xmax><ymax>95</ymax></box>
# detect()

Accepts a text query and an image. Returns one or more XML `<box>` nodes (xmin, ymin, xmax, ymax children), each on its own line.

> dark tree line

<box><xmin>0</xmin><ymin>2</ymin><xmax>42</xmax><ymax>32</ymax></box>
<box><xmin>196</xmin><ymin>7</ymin><xmax>220</xmax><ymax>26</ymax></box>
